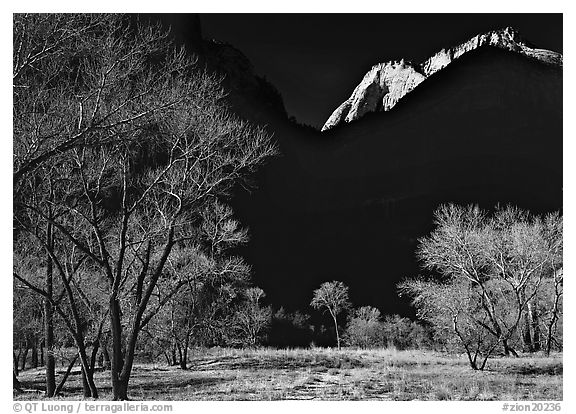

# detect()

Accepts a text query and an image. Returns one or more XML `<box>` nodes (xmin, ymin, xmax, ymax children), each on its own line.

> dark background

<box><xmin>201</xmin><ymin>14</ymin><xmax>562</xmax><ymax>128</ymax></box>
<box><xmin>156</xmin><ymin>14</ymin><xmax>563</xmax><ymax>334</ymax></box>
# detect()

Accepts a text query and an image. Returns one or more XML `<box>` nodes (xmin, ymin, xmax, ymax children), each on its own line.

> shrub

<box><xmin>343</xmin><ymin>306</ymin><xmax>382</xmax><ymax>348</ymax></box>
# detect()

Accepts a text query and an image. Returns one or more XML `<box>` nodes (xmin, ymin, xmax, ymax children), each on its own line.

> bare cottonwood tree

<box><xmin>484</xmin><ymin>206</ymin><xmax>560</xmax><ymax>353</ymax></box>
<box><xmin>13</xmin><ymin>284</ymin><xmax>43</xmax><ymax>375</ymax></box>
<box><xmin>14</xmin><ymin>14</ymin><xmax>119</xmax><ymax>187</ymax></box>
<box><xmin>311</xmin><ymin>280</ymin><xmax>351</xmax><ymax>350</ymax></box>
<box><xmin>234</xmin><ymin>287</ymin><xmax>273</xmax><ymax>347</ymax></box>
<box><xmin>399</xmin><ymin>276</ymin><xmax>502</xmax><ymax>370</ymax></box>
<box><xmin>13</xmin><ymin>14</ymin><xmax>276</xmax><ymax>400</ymax></box>
<box><xmin>149</xmin><ymin>200</ymin><xmax>254</xmax><ymax>367</ymax></box>
<box><xmin>14</xmin><ymin>218</ymin><xmax>109</xmax><ymax>397</ymax></box>
<box><xmin>538</xmin><ymin>212</ymin><xmax>563</xmax><ymax>355</ymax></box>
<box><xmin>399</xmin><ymin>204</ymin><xmax>562</xmax><ymax>369</ymax></box>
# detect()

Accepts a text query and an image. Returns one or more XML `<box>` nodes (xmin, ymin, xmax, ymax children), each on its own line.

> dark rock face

<box><xmin>155</xmin><ymin>14</ymin><xmax>203</xmax><ymax>52</ymax></box>
<box><xmin>232</xmin><ymin>47</ymin><xmax>562</xmax><ymax>313</ymax></box>
<box><xmin>160</xmin><ymin>16</ymin><xmax>562</xmax><ymax>313</ymax></box>
<box><xmin>202</xmin><ymin>40</ymin><xmax>288</xmax><ymax>125</ymax></box>
<box><xmin>156</xmin><ymin>14</ymin><xmax>288</xmax><ymax>126</ymax></box>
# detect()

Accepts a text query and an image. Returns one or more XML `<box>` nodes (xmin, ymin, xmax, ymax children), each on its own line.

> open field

<box><xmin>14</xmin><ymin>348</ymin><xmax>562</xmax><ymax>401</ymax></box>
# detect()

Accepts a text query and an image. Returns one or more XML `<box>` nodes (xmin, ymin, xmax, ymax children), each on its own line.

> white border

<box><xmin>2</xmin><ymin>2</ymin><xmax>573</xmax><ymax>413</ymax></box>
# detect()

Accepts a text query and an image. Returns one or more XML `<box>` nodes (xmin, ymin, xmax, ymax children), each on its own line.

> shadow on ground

<box><xmin>189</xmin><ymin>354</ymin><xmax>366</xmax><ymax>371</ymax></box>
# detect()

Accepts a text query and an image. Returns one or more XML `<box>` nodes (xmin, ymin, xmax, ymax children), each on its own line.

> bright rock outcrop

<box><xmin>321</xmin><ymin>27</ymin><xmax>562</xmax><ymax>131</ymax></box>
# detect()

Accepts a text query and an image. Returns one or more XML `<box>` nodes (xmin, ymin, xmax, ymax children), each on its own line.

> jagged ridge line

<box><xmin>321</xmin><ymin>27</ymin><xmax>563</xmax><ymax>132</ymax></box>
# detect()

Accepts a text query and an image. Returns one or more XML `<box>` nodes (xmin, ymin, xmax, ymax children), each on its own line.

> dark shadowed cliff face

<box><xmin>159</xmin><ymin>16</ymin><xmax>562</xmax><ymax>314</ymax></box>
<box><xmin>230</xmin><ymin>47</ymin><xmax>562</xmax><ymax>314</ymax></box>
<box><xmin>313</xmin><ymin>47</ymin><xmax>561</xmax><ymax>213</ymax></box>
<box><xmin>155</xmin><ymin>14</ymin><xmax>288</xmax><ymax>127</ymax></box>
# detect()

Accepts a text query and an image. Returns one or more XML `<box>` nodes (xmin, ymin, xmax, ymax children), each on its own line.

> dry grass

<box><xmin>14</xmin><ymin>348</ymin><xmax>562</xmax><ymax>401</ymax></box>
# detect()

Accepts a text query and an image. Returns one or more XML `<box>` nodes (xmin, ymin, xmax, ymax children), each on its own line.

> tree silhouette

<box><xmin>311</xmin><ymin>281</ymin><xmax>351</xmax><ymax>350</ymax></box>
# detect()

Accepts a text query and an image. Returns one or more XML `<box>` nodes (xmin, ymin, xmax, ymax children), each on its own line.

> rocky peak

<box><xmin>321</xmin><ymin>27</ymin><xmax>562</xmax><ymax>131</ymax></box>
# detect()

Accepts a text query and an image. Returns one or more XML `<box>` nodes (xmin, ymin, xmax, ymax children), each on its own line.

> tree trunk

<box><xmin>74</xmin><ymin>338</ymin><xmax>99</xmax><ymax>398</ymax></box>
<box><xmin>479</xmin><ymin>286</ymin><xmax>514</xmax><ymax>357</ymax></box>
<box><xmin>13</xmin><ymin>351</ymin><xmax>19</xmax><ymax>377</ymax></box>
<box><xmin>90</xmin><ymin>338</ymin><xmax>101</xmax><ymax>375</ymax></box>
<box><xmin>79</xmin><ymin>364</ymin><xmax>98</xmax><ymax>398</ymax></box>
<box><xmin>331</xmin><ymin>313</ymin><xmax>340</xmax><ymax>350</ymax></box>
<box><xmin>112</xmin><ymin>378</ymin><xmax>129</xmax><ymax>401</ymax></box>
<box><xmin>452</xmin><ymin>316</ymin><xmax>478</xmax><ymax>370</ymax></box>
<box><xmin>44</xmin><ymin>222</ymin><xmax>56</xmax><ymax>397</ymax></box>
<box><xmin>503</xmin><ymin>339</ymin><xmax>518</xmax><ymax>357</ymax></box>
<box><xmin>461</xmin><ymin>343</ymin><xmax>478</xmax><ymax>370</ymax></box>
<box><xmin>519</xmin><ymin>292</ymin><xmax>535</xmax><ymax>353</ymax></box>
<box><xmin>54</xmin><ymin>354</ymin><xmax>79</xmax><ymax>396</ymax></box>
<box><xmin>110</xmin><ymin>296</ymin><xmax>126</xmax><ymax>400</ymax></box>
<box><xmin>546</xmin><ymin>320</ymin><xmax>557</xmax><ymax>356</ymax></box>
<box><xmin>13</xmin><ymin>372</ymin><xmax>21</xmax><ymax>391</ymax></box>
<box><xmin>21</xmin><ymin>341</ymin><xmax>29</xmax><ymax>371</ymax></box>
<box><xmin>522</xmin><ymin>309</ymin><xmax>534</xmax><ymax>352</ymax></box>
<box><xmin>103</xmin><ymin>345</ymin><xmax>111</xmax><ymax>370</ymax></box>
<box><xmin>466</xmin><ymin>354</ymin><xmax>478</xmax><ymax>370</ymax></box>
<box><xmin>179</xmin><ymin>336</ymin><xmax>189</xmax><ymax>370</ymax></box>
<box><xmin>31</xmin><ymin>338</ymin><xmax>39</xmax><ymax>368</ymax></box>
<box><xmin>81</xmin><ymin>368</ymin><xmax>91</xmax><ymax>398</ymax></box>
<box><xmin>171</xmin><ymin>342</ymin><xmax>177</xmax><ymax>366</ymax></box>
<box><xmin>109</xmin><ymin>232</ymin><xmax>174</xmax><ymax>401</ymax></box>
<box><xmin>176</xmin><ymin>341</ymin><xmax>183</xmax><ymax>367</ymax></box>
<box><xmin>40</xmin><ymin>340</ymin><xmax>44</xmax><ymax>366</ymax></box>
<box><xmin>530</xmin><ymin>300</ymin><xmax>541</xmax><ymax>351</ymax></box>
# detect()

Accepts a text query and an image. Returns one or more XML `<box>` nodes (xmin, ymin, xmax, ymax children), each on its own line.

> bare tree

<box><xmin>399</xmin><ymin>204</ymin><xmax>562</xmax><ymax>369</ymax></box>
<box><xmin>412</xmin><ymin>204</ymin><xmax>514</xmax><ymax>355</ymax></box>
<box><xmin>399</xmin><ymin>277</ymin><xmax>501</xmax><ymax>370</ymax></box>
<box><xmin>542</xmin><ymin>268</ymin><xmax>563</xmax><ymax>355</ymax></box>
<box><xmin>234</xmin><ymin>287</ymin><xmax>273</xmax><ymax>347</ymax></box>
<box><xmin>13</xmin><ymin>164</ymin><xmax>61</xmax><ymax>396</ymax></box>
<box><xmin>148</xmin><ymin>200</ymin><xmax>253</xmax><ymax>367</ymax></box>
<box><xmin>13</xmin><ymin>14</ymin><xmax>120</xmax><ymax>187</ymax></box>
<box><xmin>14</xmin><ymin>226</ymin><xmax>109</xmax><ymax>397</ymax></box>
<box><xmin>150</xmin><ymin>256</ymin><xmax>251</xmax><ymax>363</ymax></box>
<box><xmin>152</xmin><ymin>246</ymin><xmax>212</xmax><ymax>369</ymax></box>
<box><xmin>538</xmin><ymin>212</ymin><xmax>563</xmax><ymax>355</ymax></box>
<box><xmin>310</xmin><ymin>281</ymin><xmax>351</xmax><ymax>350</ymax></box>
<box><xmin>13</xmin><ymin>14</ymin><xmax>276</xmax><ymax>400</ymax></box>
<box><xmin>484</xmin><ymin>206</ymin><xmax>558</xmax><ymax>353</ymax></box>
<box><xmin>13</xmin><ymin>285</ymin><xmax>43</xmax><ymax>374</ymax></box>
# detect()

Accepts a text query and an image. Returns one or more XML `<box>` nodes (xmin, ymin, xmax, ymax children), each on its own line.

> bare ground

<box><xmin>14</xmin><ymin>348</ymin><xmax>562</xmax><ymax>401</ymax></box>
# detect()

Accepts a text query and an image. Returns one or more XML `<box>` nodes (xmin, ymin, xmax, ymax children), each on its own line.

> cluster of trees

<box><xmin>344</xmin><ymin>308</ymin><xmax>431</xmax><ymax>350</ymax></box>
<box><xmin>309</xmin><ymin>281</ymin><xmax>432</xmax><ymax>351</ymax></box>
<box><xmin>399</xmin><ymin>204</ymin><xmax>563</xmax><ymax>370</ymax></box>
<box><xmin>13</xmin><ymin>13</ymin><xmax>275</xmax><ymax>399</ymax></box>
<box><xmin>307</xmin><ymin>205</ymin><xmax>563</xmax><ymax>363</ymax></box>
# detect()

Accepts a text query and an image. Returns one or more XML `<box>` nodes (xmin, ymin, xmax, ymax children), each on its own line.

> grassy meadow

<box><xmin>14</xmin><ymin>348</ymin><xmax>562</xmax><ymax>401</ymax></box>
